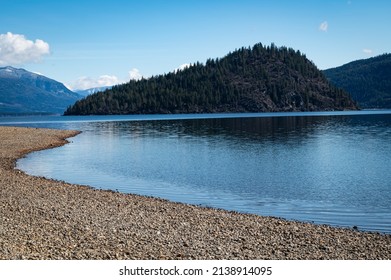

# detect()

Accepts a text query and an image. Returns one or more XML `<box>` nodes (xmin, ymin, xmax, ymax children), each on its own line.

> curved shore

<box><xmin>0</xmin><ymin>126</ymin><xmax>390</xmax><ymax>259</ymax></box>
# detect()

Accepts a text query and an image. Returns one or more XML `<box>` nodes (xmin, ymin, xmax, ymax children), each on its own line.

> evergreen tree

<box><xmin>64</xmin><ymin>43</ymin><xmax>357</xmax><ymax>115</ymax></box>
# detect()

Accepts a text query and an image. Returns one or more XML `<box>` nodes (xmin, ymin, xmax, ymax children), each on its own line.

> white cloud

<box><xmin>363</xmin><ymin>48</ymin><xmax>373</xmax><ymax>54</ymax></box>
<box><xmin>128</xmin><ymin>68</ymin><xmax>143</xmax><ymax>81</ymax></box>
<box><xmin>70</xmin><ymin>68</ymin><xmax>145</xmax><ymax>90</ymax></box>
<box><xmin>319</xmin><ymin>21</ymin><xmax>328</xmax><ymax>32</ymax></box>
<box><xmin>0</xmin><ymin>32</ymin><xmax>50</xmax><ymax>66</ymax></box>
<box><xmin>70</xmin><ymin>75</ymin><xmax>121</xmax><ymax>91</ymax></box>
<box><xmin>174</xmin><ymin>63</ymin><xmax>191</xmax><ymax>73</ymax></box>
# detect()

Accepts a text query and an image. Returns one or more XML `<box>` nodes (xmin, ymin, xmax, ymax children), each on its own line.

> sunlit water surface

<box><xmin>2</xmin><ymin>111</ymin><xmax>390</xmax><ymax>233</ymax></box>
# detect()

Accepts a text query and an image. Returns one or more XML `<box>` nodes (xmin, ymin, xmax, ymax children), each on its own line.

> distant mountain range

<box><xmin>5</xmin><ymin>49</ymin><xmax>389</xmax><ymax>115</ymax></box>
<box><xmin>324</xmin><ymin>54</ymin><xmax>391</xmax><ymax>108</ymax></box>
<box><xmin>0</xmin><ymin>66</ymin><xmax>82</xmax><ymax>114</ymax></box>
<box><xmin>64</xmin><ymin>43</ymin><xmax>357</xmax><ymax>115</ymax></box>
<box><xmin>75</xmin><ymin>86</ymin><xmax>112</xmax><ymax>97</ymax></box>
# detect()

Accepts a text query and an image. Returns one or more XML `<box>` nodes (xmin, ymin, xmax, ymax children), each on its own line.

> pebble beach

<box><xmin>0</xmin><ymin>126</ymin><xmax>390</xmax><ymax>260</ymax></box>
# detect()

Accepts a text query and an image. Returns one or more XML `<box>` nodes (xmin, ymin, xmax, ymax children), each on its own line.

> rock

<box><xmin>0</xmin><ymin>126</ymin><xmax>390</xmax><ymax>260</ymax></box>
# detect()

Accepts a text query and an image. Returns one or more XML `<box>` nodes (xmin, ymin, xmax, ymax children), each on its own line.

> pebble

<box><xmin>0</xmin><ymin>126</ymin><xmax>390</xmax><ymax>260</ymax></box>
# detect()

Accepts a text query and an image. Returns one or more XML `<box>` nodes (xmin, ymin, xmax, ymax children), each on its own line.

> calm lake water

<box><xmin>2</xmin><ymin>111</ymin><xmax>391</xmax><ymax>233</ymax></box>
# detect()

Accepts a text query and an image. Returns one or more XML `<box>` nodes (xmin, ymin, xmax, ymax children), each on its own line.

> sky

<box><xmin>0</xmin><ymin>0</ymin><xmax>390</xmax><ymax>90</ymax></box>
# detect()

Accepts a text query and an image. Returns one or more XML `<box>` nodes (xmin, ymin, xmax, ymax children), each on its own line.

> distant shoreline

<box><xmin>1</xmin><ymin>126</ymin><xmax>390</xmax><ymax>260</ymax></box>
<box><xmin>0</xmin><ymin>112</ymin><xmax>60</xmax><ymax>117</ymax></box>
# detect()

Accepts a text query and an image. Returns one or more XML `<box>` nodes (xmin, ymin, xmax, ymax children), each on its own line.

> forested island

<box><xmin>324</xmin><ymin>53</ymin><xmax>391</xmax><ymax>108</ymax></box>
<box><xmin>64</xmin><ymin>43</ymin><xmax>357</xmax><ymax>115</ymax></box>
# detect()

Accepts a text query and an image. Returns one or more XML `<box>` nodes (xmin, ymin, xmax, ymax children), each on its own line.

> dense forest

<box><xmin>64</xmin><ymin>43</ymin><xmax>357</xmax><ymax>115</ymax></box>
<box><xmin>324</xmin><ymin>53</ymin><xmax>391</xmax><ymax>108</ymax></box>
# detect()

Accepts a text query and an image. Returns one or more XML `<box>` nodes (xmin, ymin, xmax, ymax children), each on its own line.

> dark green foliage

<box><xmin>324</xmin><ymin>54</ymin><xmax>391</xmax><ymax>108</ymax></box>
<box><xmin>64</xmin><ymin>43</ymin><xmax>357</xmax><ymax>115</ymax></box>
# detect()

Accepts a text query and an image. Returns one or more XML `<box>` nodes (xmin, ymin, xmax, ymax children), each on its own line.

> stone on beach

<box><xmin>0</xmin><ymin>126</ymin><xmax>390</xmax><ymax>259</ymax></box>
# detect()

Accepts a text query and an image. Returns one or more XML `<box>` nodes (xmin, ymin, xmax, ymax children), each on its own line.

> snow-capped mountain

<box><xmin>0</xmin><ymin>66</ymin><xmax>82</xmax><ymax>114</ymax></box>
<box><xmin>75</xmin><ymin>86</ymin><xmax>112</xmax><ymax>97</ymax></box>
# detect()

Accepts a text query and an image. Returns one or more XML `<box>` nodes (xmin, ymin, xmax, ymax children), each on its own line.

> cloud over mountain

<box><xmin>70</xmin><ymin>69</ymin><xmax>145</xmax><ymax>91</ymax></box>
<box><xmin>174</xmin><ymin>63</ymin><xmax>191</xmax><ymax>73</ymax></box>
<box><xmin>128</xmin><ymin>68</ymin><xmax>142</xmax><ymax>81</ymax></box>
<box><xmin>0</xmin><ymin>32</ymin><xmax>50</xmax><ymax>66</ymax></box>
<box><xmin>70</xmin><ymin>75</ymin><xmax>121</xmax><ymax>91</ymax></box>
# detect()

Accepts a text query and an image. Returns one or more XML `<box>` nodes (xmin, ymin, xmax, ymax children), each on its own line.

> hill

<box><xmin>64</xmin><ymin>43</ymin><xmax>357</xmax><ymax>115</ymax></box>
<box><xmin>0</xmin><ymin>66</ymin><xmax>82</xmax><ymax>114</ymax></box>
<box><xmin>324</xmin><ymin>54</ymin><xmax>391</xmax><ymax>108</ymax></box>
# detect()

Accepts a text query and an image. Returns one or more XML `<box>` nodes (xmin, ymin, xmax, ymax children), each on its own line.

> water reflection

<box><xmin>12</xmin><ymin>112</ymin><xmax>391</xmax><ymax>233</ymax></box>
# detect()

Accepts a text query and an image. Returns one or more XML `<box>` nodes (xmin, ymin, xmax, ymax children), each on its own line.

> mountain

<box><xmin>64</xmin><ymin>43</ymin><xmax>357</xmax><ymax>115</ymax></box>
<box><xmin>324</xmin><ymin>54</ymin><xmax>391</xmax><ymax>108</ymax></box>
<box><xmin>76</xmin><ymin>86</ymin><xmax>112</xmax><ymax>97</ymax></box>
<box><xmin>0</xmin><ymin>66</ymin><xmax>82</xmax><ymax>114</ymax></box>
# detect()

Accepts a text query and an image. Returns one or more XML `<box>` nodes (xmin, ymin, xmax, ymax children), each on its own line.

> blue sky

<box><xmin>0</xmin><ymin>0</ymin><xmax>390</xmax><ymax>90</ymax></box>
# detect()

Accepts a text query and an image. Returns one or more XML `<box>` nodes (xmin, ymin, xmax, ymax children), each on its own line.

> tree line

<box><xmin>64</xmin><ymin>43</ymin><xmax>357</xmax><ymax>115</ymax></box>
<box><xmin>324</xmin><ymin>53</ymin><xmax>391</xmax><ymax>108</ymax></box>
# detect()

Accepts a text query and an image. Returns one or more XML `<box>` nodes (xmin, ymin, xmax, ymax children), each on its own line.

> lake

<box><xmin>2</xmin><ymin>111</ymin><xmax>391</xmax><ymax>233</ymax></box>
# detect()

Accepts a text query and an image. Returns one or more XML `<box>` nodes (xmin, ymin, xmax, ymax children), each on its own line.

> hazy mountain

<box><xmin>65</xmin><ymin>43</ymin><xmax>358</xmax><ymax>115</ymax></box>
<box><xmin>0</xmin><ymin>66</ymin><xmax>82</xmax><ymax>114</ymax></box>
<box><xmin>324</xmin><ymin>54</ymin><xmax>391</xmax><ymax>108</ymax></box>
<box><xmin>75</xmin><ymin>86</ymin><xmax>112</xmax><ymax>97</ymax></box>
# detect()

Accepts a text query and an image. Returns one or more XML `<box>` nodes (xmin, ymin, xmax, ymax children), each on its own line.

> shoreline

<box><xmin>0</xmin><ymin>126</ymin><xmax>390</xmax><ymax>259</ymax></box>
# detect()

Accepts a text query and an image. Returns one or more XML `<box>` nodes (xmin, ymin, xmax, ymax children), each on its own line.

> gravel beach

<box><xmin>0</xmin><ymin>126</ymin><xmax>390</xmax><ymax>259</ymax></box>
